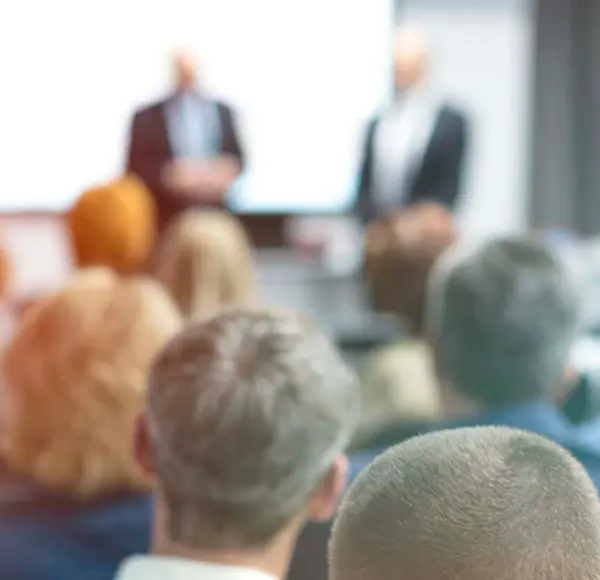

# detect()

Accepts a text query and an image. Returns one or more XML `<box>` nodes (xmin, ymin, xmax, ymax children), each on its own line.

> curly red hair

<box><xmin>67</xmin><ymin>175</ymin><xmax>156</xmax><ymax>272</ymax></box>
<box><xmin>2</xmin><ymin>268</ymin><xmax>182</xmax><ymax>498</ymax></box>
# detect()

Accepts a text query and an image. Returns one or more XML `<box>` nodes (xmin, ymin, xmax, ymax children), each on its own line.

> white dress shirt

<box><xmin>115</xmin><ymin>556</ymin><xmax>276</xmax><ymax>580</ymax></box>
<box><xmin>372</xmin><ymin>88</ymin><xmax>439</xmax><ymax>213</ymax></box>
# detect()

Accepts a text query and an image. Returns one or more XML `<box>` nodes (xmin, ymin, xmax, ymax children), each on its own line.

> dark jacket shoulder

<box><xmin>367</xmin><ymin>101</ymin><xmax>468</xmax><ymax>136</ymax></box>
<box><xmin>132</xmin><ymin>97</ymin><xmax>233</xmax><ymax>119</ymax></box>
<box><xmin>131</xmin><ymin>99</ymin><xmax>165</xmax><ymax>122</ymax></box>
<box><xmin>437</xmin><ymin>103</ymin><xmax>469</xmax><ymax>130</ymax></box>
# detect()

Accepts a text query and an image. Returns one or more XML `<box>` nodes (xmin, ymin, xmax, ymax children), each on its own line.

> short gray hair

<box><xmin>427</xmin><ymin>237</ymin><xmax>581</xmax><ymax>407</ymax></box>
<box><xmin>330</xmin><ymin>426</ymin><xmax>600</xmax><ymax>580</ymax></box>
<box><xmin>147</xmin><ymin>308</ymin><xmax>360</xmax><ymax>549</ymax></box>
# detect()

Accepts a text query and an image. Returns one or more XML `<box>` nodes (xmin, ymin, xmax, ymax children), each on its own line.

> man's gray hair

<box><xmin>146</xmin><ymin>307</ymin><xmax>361</xmax><ymax>548</ymax></box>
<box><xmin>426</xmin><ymin>236</ymin><xmax>581</xmax><ymax>406</ymax></box>
<box><xmin>330</xmin><ymin>426</ymin><xmax>600</xmax><ymax>580</ymax></box>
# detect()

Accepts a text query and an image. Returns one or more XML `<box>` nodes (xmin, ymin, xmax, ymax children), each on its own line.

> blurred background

<box><xmin>0</xmin><ymin>0</ymin><xmax>597</xmax><ymax>354</ymax></box>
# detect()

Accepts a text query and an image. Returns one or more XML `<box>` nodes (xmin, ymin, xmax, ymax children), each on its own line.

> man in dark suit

<box><xmin>355</xmin><ymin>25</ymin><xmax>469</xmax><ymax>224</ymax></box>
<box><xmin>126</xmin><ymin>51</ymin><xmax>245</xmax><ymax>233</ymax></box>
<box><xmin>287</xmin><ymin>236</ymin><xmax>600</xmax><ymax>580</ymax></box>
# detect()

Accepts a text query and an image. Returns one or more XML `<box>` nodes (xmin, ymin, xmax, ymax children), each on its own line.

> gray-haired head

<box><xmin>143</xmin><ymin>307</ymin><xmax>361</xmax><ymax>549</ymax></box>
<box><xmin>330</xmin><ymin>426</ymin><xmax>600</xmax><ymax>580</ymax></box>
<box><xmin>426</xmin><ymin>236</ymin><xmax>581</xmax><ymax>407</ymax></box>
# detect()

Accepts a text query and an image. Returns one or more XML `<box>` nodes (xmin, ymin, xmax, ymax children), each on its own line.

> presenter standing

<box><xmin>354</xmin><ymin>25</ymin><xmax>469</xmax><ymax>224</ymax></box>
<box><xmin>126</xmin><ymin>51</ymin><xmax>245</xmax><ymax>233</ymax></box>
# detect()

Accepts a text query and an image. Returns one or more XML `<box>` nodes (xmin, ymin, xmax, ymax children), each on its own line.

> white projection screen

<box><xmin>0</xmin><ymin>0</ymin><xmax>394</xmax><ymax>213</ymax></box>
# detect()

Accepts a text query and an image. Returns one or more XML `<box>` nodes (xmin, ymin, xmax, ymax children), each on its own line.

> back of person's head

<box><xmin>0</xmin><ymin>242</ymin><xmax>9</xmax><ymax>301</ymax></box>
<box><xmin>365</xmin><ymin>203</ymin><xmax>456</xmax><ymax>333</ymax></box>
<box><xmin>427</xmin><ymin>236</ymin><xmax>581</xmax><ymax>408</ymax></box>
<box><xmin>135</xmin><ymin>308</ymin><xmax>361</xmax><ymax>550</ymax></box>
<box><xmin>330</xmin><ymin>426</ymin><xmax>600</xmax><ymax>580</ymax></box>
<box><xmin>1</xmin><ymin>268</ymin><xmax>181</xmax><ymax>498</ymax></box>
<box><xmin>353</xmin><ymin>341</ymin><xmax>440</xmax><ymax>450</ymax></box>
<box><xmin>153</xmin><ymin>210</ymin><xmax>256</xmax><ymax>321</ymax></box>
<box><xmin>67</xmin><ymin>174</ymin><xmax>156</xmax><ymax>272</ymax></box>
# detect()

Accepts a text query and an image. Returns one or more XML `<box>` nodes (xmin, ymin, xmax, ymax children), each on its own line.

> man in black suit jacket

<box><xmin>288</xmin><ymin>26</ymin><xmax>469</xmax><ymax>580</ymax></box>
<box><xmin>126</xmin><ymin>51</ymin><xmax>245</xmax><ymax>232</ymax></box>
<box><xmin>354</xmin><ymin>25</ymin><xmax>469</xmax><ymax>224</ymax></box>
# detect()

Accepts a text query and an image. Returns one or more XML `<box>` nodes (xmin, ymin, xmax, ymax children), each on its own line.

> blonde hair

<box><xmin>154</xmin><ymin>210</ymin><xmax>256</xmax><ymax>320</ymax></box>
<box><xmin>1</xmin><ymin>268</ymin><xmax>182</xmax><ymax>498</ymax></box>
<box><xmin>67</xmin><ymin>174</ymin><xmax>156</xmax><ymax>272</ymax></box>
<box><xmin>359</xmin><ymin>341</ymin><xmax>440</xmax><ymax>438</ymax></box>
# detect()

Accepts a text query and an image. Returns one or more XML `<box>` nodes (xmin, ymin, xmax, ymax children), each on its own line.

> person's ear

<box><xmin>133</xmin><ymin>412</ymin><xmax>156</xmax><ymax>477</ymax></box>
<box><xmin>555</xmin><ymin>364</ymin><xmax>580</xmax><ymax>405</ymax></box>
<box><xmin>307</xmin><ymin>455</ymin><xmax>349</xmax><ymax>523</ymax></box>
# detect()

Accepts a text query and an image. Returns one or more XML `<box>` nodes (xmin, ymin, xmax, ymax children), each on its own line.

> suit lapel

<box><xmin>153</xmin><ymin>101</ymin><xmax>173</xmax><ymax>159</ymax></box>
<box><xmin>406</xmin><ymin>107</ymin><xmax>445</xmax><ymax>200</ymax></box>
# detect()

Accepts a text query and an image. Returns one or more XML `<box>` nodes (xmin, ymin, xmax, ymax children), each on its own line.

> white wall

<box><xmin>398</xmin><ymin>0</ymin><xmax>534</xmax><ymax>236</ymax></box>
<box><xmin>0</xmin><ymin>0</ymin><xmax>393</xmax><ymax>213</ymax></box>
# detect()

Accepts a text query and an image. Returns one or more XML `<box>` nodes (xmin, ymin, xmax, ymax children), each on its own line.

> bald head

<box><xmin>330</xmin><ymin>427</ymin><xmax>600</xmax><ymax>580</ymax></box>
<box><xmin>394</xmin><ymin>24</ymin><xmax>429</xmax><ymax>90</ymax></box>
<box><xmin>172</xmin><ymin>50</ymin><xmax>198</xmax><ymax>91</ymax></box>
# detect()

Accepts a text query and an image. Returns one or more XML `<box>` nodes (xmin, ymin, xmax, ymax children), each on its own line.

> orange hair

<box><xmin>1</xmin><ymin>268</ymin><xmax>182</xmax><ymax>498</ymax></box>
<box><xmin>67</xmin><ymin>175</ymin><xmax>156</xmax><ymax>272</ymax></box>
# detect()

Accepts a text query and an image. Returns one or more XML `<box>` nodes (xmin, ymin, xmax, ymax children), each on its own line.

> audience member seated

<box><xmin>353</xmin><ymin>203</ymin><xmax>455</xmax><ymax>449</ymax></box>
<box><xmin>114</xmin><ymin>308</ymin><xmax>360</xmax><ymax>580</ymax></box>
<box><xmin>290</xmin><ymin>235</ymin><xmax>600</xmax><ymax>580</ymax></box>
<box><xmin>0</xmin><ymin>268</ymin><xmax>181</xmax><ymax>580</ymax></box>
<box><xmin>67</xmin><ymin>175</ymin><xmax>156</xmax><ymax>273</ymax></box>
<box><xmin>350</xmin><ymin>341</ymin><xmax>440</xmax><ymax>452</ymax></box>
<box><xmin>153</xmin><ymin>209</ymin><xmax>256</xmax><ymax>320</ymax></box>
<box><xmin>288</xmin><ymin>203</ymin><xmax>454</xmax><ymax>580</ymax></box>
<box><xmin>330</xmin><ymin>426</ymin><xmax>600</xmax><ymax>580</ymax></box>
<box><xmin>361</xmin><ymin>236</ymin><xmax>600</xmax><ymax>484</ymax></box>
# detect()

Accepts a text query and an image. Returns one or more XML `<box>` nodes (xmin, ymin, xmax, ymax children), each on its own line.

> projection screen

<box><xmin>0</xmin><ymin>0</ymin><xmax>394</xmax><ymax>213</ymax></box>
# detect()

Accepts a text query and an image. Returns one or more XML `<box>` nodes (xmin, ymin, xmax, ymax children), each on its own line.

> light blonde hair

<box><xmin>354</xmin><ymin>341</ymin><xmax>440</xmax><ymax>448</ymax></box>
<box><xmin>1</xmin><ymin>268</ymin><xmax>182</xmax><ymax>498</ymax></box>
<box><xmin>153</xmin><ymin>210</ymin><xmax>256</xmax><ymax>320</ymax></box>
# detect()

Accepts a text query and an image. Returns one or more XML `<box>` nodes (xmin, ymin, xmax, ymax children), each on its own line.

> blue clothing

<box><xmin>288</xmin><ymin>401</ymin><xmax>600</xmax><ymax>580</ymax></box>
<box><xmin>351</xmin><ymin>401</ymin><xmax>600</xmax><ymax>487</ymax></box>
<box><xmin>0</xmin><ymin>471</ymin><xmax>152</xmax><ymax>580</ymax></box>
<box><xmin>164</xmin><ymin>91</ymin><xmax>221</xmax><ymax>160</ymax></box>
